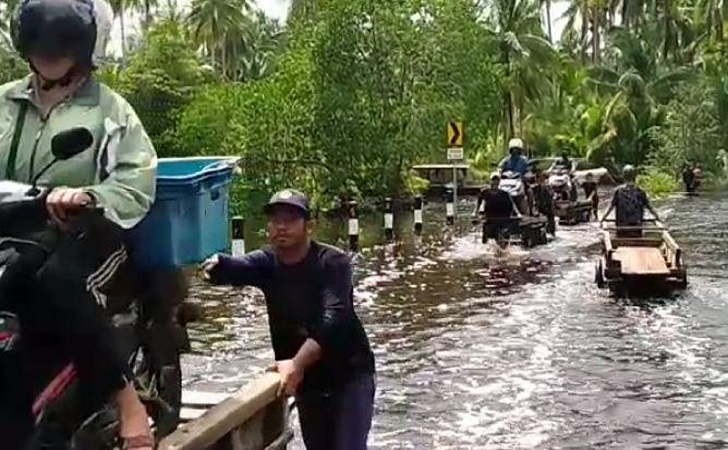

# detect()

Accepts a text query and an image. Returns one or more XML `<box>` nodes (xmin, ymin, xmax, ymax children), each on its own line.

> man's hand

<box><xmin>274</xmin><ymin>359</ymin><xmax>304</xmax><ymax>397</ymax></box>
<box><xmin>46</xmin><ymin>187</ymin><xmax>93</xmax><ymax>225</ymax></box>
<box><xmin>200</xmin><ymin>254</ymin><xmax>220</xmax><ymax>281</ymax></box>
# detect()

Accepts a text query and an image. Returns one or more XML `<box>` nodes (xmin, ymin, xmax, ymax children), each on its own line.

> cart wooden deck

<box><xmin>595</xmin><ymin>220</ymin><xmax>687</xmax><ymax>294</ymax></box>
<box><xmin>612</xmin><ymin>246</ymin><xmax>669</xmax><ymax>275</ymax></box>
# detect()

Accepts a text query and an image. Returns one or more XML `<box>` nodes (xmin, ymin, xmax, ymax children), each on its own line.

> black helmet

<box><xmin>11</xmin><ymin>0</ymin><xmax>97</xmax><ymax>67</ymax></box>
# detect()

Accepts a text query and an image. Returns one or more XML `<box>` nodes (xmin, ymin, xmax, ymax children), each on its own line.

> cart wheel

<box><xmin>595</xmin><ymin>260</ymin><xmax>605</xmax><ymax>288</ymax></box>
<box><xmin>678</xmin><ymin>267</ymin><xmax>688</xmax><ymax>288</ymax></box>
<box><xmin>522</xmin><ymin>231</ymin><xmax>531</xmax><ymax>248</ymax></box>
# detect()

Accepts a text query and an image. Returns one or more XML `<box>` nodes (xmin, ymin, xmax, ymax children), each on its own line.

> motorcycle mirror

<box><xmin>27</xmin><ymin>127</ymin><xmax>95</xmax><ymax>194</ymax></box>
<box><xmin>50</xmin><ymin>127</ymin><xmax>93</xmax><ymax>161</ymax></box>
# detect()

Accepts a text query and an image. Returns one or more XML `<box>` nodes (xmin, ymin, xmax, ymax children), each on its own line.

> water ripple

<box><xmin>182</xmin><ymin>195</ymin><xmax>728</xmax><ymax>449</ymax></box>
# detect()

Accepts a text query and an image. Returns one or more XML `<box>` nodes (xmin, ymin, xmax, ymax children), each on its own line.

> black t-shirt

<box><xmin>531</xmin><ymin>184</ymin><xmax>553</xmax><ymax>212</ymax></box>
<box><xmin>478</xmin><ymin>188</ymin><xmax>513</xmax><ymax>218</ymax></box>
<box><xmin>211</xmin><ymin>241</ymin><xmax>375</xmax><ymax>392</ymax></box>
<box><xmin>582</xmin><ymin>181</ymin><xmax>597</xmax><ymax>198</ymax></box>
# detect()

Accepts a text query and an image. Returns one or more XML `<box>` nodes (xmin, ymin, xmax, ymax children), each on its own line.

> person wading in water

<box><xmin>600</xmin><ymin>165</ymin><xmax>661</xmax><ymax>238</ymax></box>
<box><xmin>581</xmin><ymin>172</ymin><xmax>599</xmax><ymax>220</ymax></box>
<box><xmin>203</xmin><ymin>189</ymin><xmax>376</xmax><ymax>450</ymax></box>
<box><xmin>474</xmin><ymin>172</ymin><xmax>516</xmax><ymax>247</ymax></box>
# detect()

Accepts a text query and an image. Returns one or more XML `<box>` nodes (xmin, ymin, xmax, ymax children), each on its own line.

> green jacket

<box><xmin>0</xmin><ymin>75</ymin><xmax>157</xmax><ymax>229</ymax></box>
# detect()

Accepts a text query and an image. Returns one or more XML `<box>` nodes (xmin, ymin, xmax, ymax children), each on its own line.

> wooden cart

<box><xmin>595</xmin><ymin>220</ymin><xmax>687</xmax><ymax>295</ymax></box>
<box><xmin>554</xmin><ymin>199</ymin><xmax>594</xmax><ymax>225</ymax></box>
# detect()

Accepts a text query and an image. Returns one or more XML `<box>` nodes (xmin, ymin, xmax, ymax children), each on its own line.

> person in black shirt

<box><xmin>581</xmin><ymin>172</ymin><xmax>599</xmax><ymax>220</ymax></box>
<box><xmin>474</xmin><ymin>172</ymin><xmax>515</xmax><ymax>245</ymax></box>
<box><xmin>682</xmin><ymin>162</ymin><xmax>696</xmax><ymax>193</ymax></box>
<box><xmin>202</xmin><ymin>189</ymin><xmax>375</xmax><ymax>450</ymax></box>
<box><xmin>532</xmin><ymin>171</ymin><xmax>556</xmax><ymax>235</ymax></box>
<box><xmin>554</xmin><ymin>151</ymin><xmax>574</xmax><ymax>172</ymax></box>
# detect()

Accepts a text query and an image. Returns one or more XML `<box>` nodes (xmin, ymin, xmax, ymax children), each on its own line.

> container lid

<box><xmin>157</xmin><ymin>157</ymin><xmax>237</xmax><ymax>184</ymax></box>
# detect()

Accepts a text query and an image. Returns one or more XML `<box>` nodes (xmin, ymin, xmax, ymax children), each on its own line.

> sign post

<box><xmin>447</xmin><ymin>121</ymin><xmax>463</xmax><ymax>220</ymax></box>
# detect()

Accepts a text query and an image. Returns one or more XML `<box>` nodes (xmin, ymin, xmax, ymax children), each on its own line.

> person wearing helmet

<box><xmin>600</xmin><ymin>165</ymin><xmax>661</xmax><ymax>237</ymax></box>
<box><xmin>499</xmin><ymin>138</ymin><xmax>530</xmax><ymax>176</ymax></box>
<box><xmin>0</xmin><ymin>0</ymin><xmax>156</xmax><ymax>448</ymax></box>
<box><xmin>473</xmin><ymin>172</ymin><xmax>514</xmax><ymax>246</ymax></box>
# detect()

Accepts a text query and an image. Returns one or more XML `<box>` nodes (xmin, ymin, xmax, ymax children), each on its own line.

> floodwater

<box><xmin>183</xmin><ymin>192</ymin><xmax>728</xmax><ymax>449</ymax></box>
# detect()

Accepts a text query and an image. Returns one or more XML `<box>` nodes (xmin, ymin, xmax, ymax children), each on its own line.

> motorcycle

<box><xmin>498</xmin><ymin>171</ymin><xmax>529</xmax><ymax>216</ymax></box>
<box><xmin>0</xmin><ymin>128</ymin><xmax>191</xmax><ymax>449</ymax></box>
<box><xmin>548</xmin><ymin>167</ymin><xmax>577</xmax><ymax>201</ymax></box>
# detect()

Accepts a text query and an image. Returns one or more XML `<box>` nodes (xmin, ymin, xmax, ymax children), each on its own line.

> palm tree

<box><xmin>696</xmin><ymin>0</ymin><xmax>726</xmax><ymax>41</ymax></box>
<box><xmin>587</xmin><ymin>27</ymin><xmax>693</xmax><ymax>163</ymax></box>
<box><xmin>483</xmin><ymin>0</ymin><xmax>555</xmax><ymax>141</ymax></box>
<box><xmin>0</xmin><ymin>0</ymin><xmax>21</xmax><ymax>47</ymax></box>
<box><xmin>108</xmin><ymin>0</ymin><xmax>136</xmax><ymax>60</ymax></box>
<box><xmin>289</xmin><ymin>0</ymin><xmax>317</xmax><ymax>23</ymax></box>
<box><xmin>232</xmin><ymin>11</ymin><xmax>284</xmax><ymax>81</ymax></box>
<box><xmin>541</xmin><ymin>0</ymin><xmax>553</xmax><ymax>41</ymax></box>
<box><xmin>186</xmin><ymin>0</ymin><xmax>251</xmax><ymax>79</ymax></box>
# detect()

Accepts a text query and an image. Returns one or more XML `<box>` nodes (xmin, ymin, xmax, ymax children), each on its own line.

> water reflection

<box><xmin>183</xmin><ymin>194</ymin><xmax>728</xmax><ymax>449</ymax></box>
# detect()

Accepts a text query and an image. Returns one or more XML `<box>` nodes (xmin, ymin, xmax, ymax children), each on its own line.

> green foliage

<box><xmin>5</xmin><ymin>0</ymin><xmax>728</xmax><ymax>206</ymax></box>
<box><xmin>110</xmin><ymin>19</ymin><xmax>210</xmax><ymax>157</ymax></box>
<box><xmin>174</xmin><ymin>0</ymin><xmax>502</xmax><ymax>208</ymax></box>
<box><xmin>0</xmin><ymin>46</ymin><xmax>28</xmax><ymax>84</ymax></box>
<box><xmin>403</xmin><ymin>172</ymin><xmax>430</xmax><ymax>196</ymax></box>
<box><xmin>637</xmin><ymin>167</ymin><xmax>679</xmax><ymax>198</ymax></box>
<box><xmin>650</xmin><ymin>78</ymin><xmax>723</xmax><ymax>176</ymax></box>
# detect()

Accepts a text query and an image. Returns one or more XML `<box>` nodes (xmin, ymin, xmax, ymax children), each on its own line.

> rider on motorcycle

<box><xmin>551</xmin><ymin>151</ymin><xmax>577</xmax><ymax>201</ymax></box>
<box><xmin>499</xmin><ymin>138</ymin><xmax>529</xmax><ymax>176</ymax></box>
<box><xmin>0</xmin><ymin>0</ymin><xmax>156</xmax><ymax>447</ymax></box>
<box><xmin>554</xmin><ymin>151</ymin><xmax>574</xmax><ymax>173</ymax></box>
<box><xmin>474</xmin><ymin>172</ymin><xmax>514</xmax><ymax>246</ymax></box>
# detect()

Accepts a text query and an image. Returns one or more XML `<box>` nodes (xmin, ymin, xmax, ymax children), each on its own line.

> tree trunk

<box><xmin>545</xmin><ymin>0</ymin><xmax>553</xmax><ymax>42</ymax></box>
<box><xmin>591</xmin><ymin>7</ymin><xmax>600</xmax><ymax>64</ymax></box>
<box><xmin>501</xmin><ymin>45</ymin><xmax>515</xmax><ymax>140</ymax></box>
<box><xmin>119</xmin><ymin>11</ymin><xmax>127</xmax><ymax>62</ymax></box>
<box><xmin>580</xmin><ymin>8</ymin><xmax>589</xmax><ymax>63</ymax></box>
<box><xmin>663</xmin><ymin>0</ymin><xmax>670</xmax><ymax>61</ymax></box>
<box><xmin>716</xmin><ymin>7</ymin><xmax>724</xmax><ymax>42</ymax></box>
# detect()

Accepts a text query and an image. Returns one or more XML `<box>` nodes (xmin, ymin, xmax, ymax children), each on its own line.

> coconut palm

<box><xmin>482</xmin><ymin>0</ymin><xmax>556</xmax><ymax>141</ymax></box>
<box><xmin>186</xmin><ymin>0</ymin><xmax>251</xmax><ymax>79</ymax></box>
<box><xmin>587</xmin><ymin>27</ymin><xmax>694</xmax><ymax>162</ymax></box>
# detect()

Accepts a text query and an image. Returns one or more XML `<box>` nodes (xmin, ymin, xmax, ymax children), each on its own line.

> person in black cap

<box><xmin>202</xmin><ymin>189</ymin><xmax>376</xmax><ymax>450</ymax></box>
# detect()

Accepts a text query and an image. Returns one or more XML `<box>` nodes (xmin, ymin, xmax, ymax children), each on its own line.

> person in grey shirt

<box><xmin>600</xmin><ymin>165</ymin><xmax>661</xmax><ymax>237</ymax></box>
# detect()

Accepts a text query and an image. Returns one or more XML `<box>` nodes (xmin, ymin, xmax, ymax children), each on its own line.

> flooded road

<box><xmin>183</xmin><ymin>193</ymin><xmax>728</xmax><ymax>449</ymax></box>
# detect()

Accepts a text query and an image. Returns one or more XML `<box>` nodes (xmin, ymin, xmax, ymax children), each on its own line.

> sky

<box><xmin>108</xmin><ymin>0</ymin><xmax>571</xmax><ymax>55</ymax></box>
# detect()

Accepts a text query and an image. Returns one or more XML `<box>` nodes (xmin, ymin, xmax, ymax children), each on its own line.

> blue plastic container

<box><xmin>130</xmin><ymin>157</ymin><xmax>237</xmax><ymax>269</ymax></box>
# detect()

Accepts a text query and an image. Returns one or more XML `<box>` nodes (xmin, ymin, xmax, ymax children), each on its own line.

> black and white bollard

<box><xmin>446</xmin><ymin>187</ymin><xmax>455</xmax><ymax>225</ymax></box>
<box><xmin>348</xmin><ymin>200</ymin><xmax>359</xmax><ymax>252</ymax></box>
<box><xmin>231</xmin><ymin>216</ymin><xmax>245</xmax><ymax>257</ymax></box>
<box><xmin>414</xmin><ymin>195</ymin><xmax>423</xmax><ymax>235</ymax></box>
<box><xmin>383</xmin><ymin>197</ymin><xmax>394</xmax><ymax>240</ymax></box>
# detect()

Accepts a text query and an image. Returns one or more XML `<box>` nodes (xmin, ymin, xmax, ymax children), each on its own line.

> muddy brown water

<box><xmin>182</xmin><ymin>192</ymin><xmax>728</xmax><ymax>449</ymax></box>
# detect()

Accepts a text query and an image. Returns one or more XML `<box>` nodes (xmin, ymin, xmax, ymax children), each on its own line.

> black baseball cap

<box><xmin>263</xmin><ymin>189</ymin><xmax>311</xmax><ymax>218</ymax></box>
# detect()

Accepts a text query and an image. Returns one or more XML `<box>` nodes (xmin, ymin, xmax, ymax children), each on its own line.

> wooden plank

<box><xmin>158</xmin><ymin>372</ymin><xmax>281</xmax><ymax>450</ymax></box>
<box><xmin>613</xmin><ymin>238</ymin><xmax>663</xmax><ymax>247</ymax></box>
<box><xmin>180</xmin><ymin>407</ymin><xmax>208</xmax><ymax>422</ymax></box>
<box><xmin>183</xmin><ymin>391</ymin><xmax>231</xmax><ymax>407</ymax></box>
<box><xmin>613</xmin><ymin>247</ymin><xmax>669</xmax><ymax>275</ymax></box>
<box><xmin>263</xmin><ymin>428</ymin><xmax>294</xmax><ymax>450</ymax></box>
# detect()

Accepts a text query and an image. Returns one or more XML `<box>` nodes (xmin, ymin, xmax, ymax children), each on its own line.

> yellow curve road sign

<box><xmin>447</xmin><ymin>121</ymin><xmax>463</xmax><ymax>147</ymax></box>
